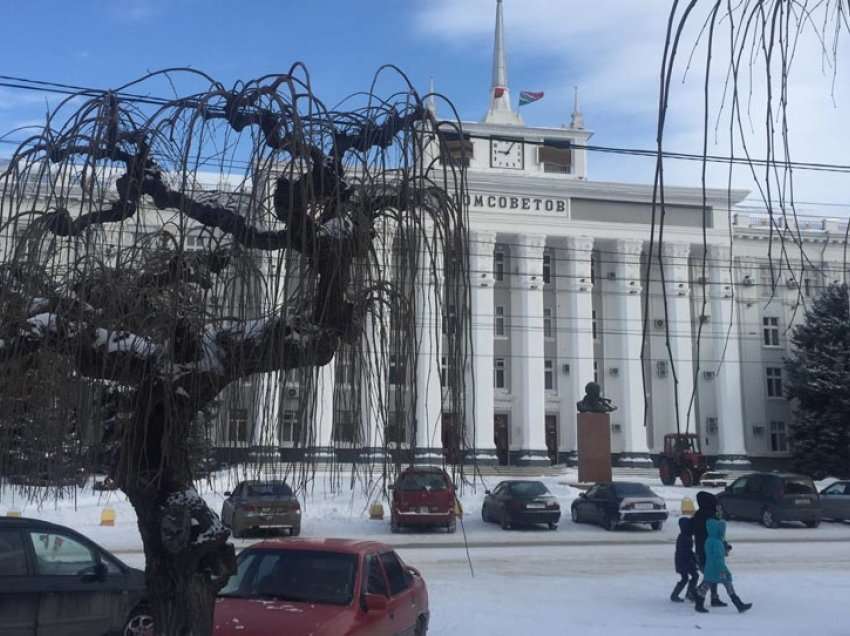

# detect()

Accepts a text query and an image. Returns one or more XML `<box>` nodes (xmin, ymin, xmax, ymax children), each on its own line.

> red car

<box><xmin>390</xmin><ymin>466</ymin><xmax>457</xmax><ymax>533</ymax></box>
<box><xmin>214</xmin><ymin>538</ymin><xmax>429</xmax><ymax>636</ymax></box>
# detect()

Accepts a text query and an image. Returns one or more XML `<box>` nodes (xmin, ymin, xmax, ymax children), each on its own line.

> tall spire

<box><xmin>570</xmin><ymin>85</ymin><xmax>584</xmax><ymax>129</ymax></box>
<box><xmin>484</xmin><ymin>0</ymin><xmax>522</xmax><ymax>125</ymax></box>
<box><xmin>426</xmin><ymin>77</ymin><xmax>438</xmax><ymax>117</ymax></box>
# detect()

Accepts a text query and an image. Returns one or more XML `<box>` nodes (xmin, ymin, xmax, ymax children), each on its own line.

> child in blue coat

<box><xmin>671</xmin><ymin>517</ymin><xmax>698</xmax><ymax>602</ymax></box>
<box><xmin>694</xmin><ymin>518</ymin><xmax>752</xmax><ymax>613</ymax></box>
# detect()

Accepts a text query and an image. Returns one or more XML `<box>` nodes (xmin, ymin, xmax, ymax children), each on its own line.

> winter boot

<box><xmin>695</xmin><ymin>595</ymin><xmax>709</xmax><ymax>614</ymax></box>
<box><xmin>686</xmin><ymin>584</ymin><xmax>697</xmax><ymax>602</ymax></box>
<box><xmin>731</xmin><ymin>595</ymin><xmax>752</xmax><ymax>613</ymax></box>
<box><xmin>710</xmin><ymin>596</ymin><xmax>728</xmax><ymax>607</ymax></box>
<box><xmin>671</xmin><ymin>580</ymin><xmax>686</xmax><ymax>602</ymax></box>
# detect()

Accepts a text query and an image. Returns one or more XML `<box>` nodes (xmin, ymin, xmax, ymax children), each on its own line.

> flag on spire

<box><xmin>493</xmin><ymin>87</ymin><xmax>506</xmax><ymax>99</ymax></box>
<box><xmin>518</xmin><ymin>91</ymin><xmax>544</xmax><ymax>107</ymax></box>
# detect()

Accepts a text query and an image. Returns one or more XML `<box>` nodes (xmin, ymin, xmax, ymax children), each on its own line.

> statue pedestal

<box><xmin>577</xmin><ymin>412</ymin><xmax>612</xmax><ymax>483</ymax></box>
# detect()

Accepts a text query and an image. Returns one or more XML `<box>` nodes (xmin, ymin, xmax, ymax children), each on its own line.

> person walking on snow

<box><xmin>692</xmin><ymin>491</ymin><xmax>726</xmax><ymax>607</ymax></box>
<box><xmin>694</xmin><ymin>518</ymin><xmax>752</xmax><ymax>613</ymax></box>
<box><xmin>671</xmin><ymin>517</ymin><xmax>699</xmax><ymax>602</ymax></box>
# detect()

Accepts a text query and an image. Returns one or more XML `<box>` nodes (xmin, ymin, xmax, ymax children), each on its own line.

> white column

<box><xmin>309</xmin><ymin>358</ymin><xmax>336</xmax><ymax>459</ymax></box>
<box><xmin>464</xmin><ymin>230</ymin><xmax>497</xmax><ymax>464</ymax></box>
<box><xmin>661</xmin><ymin>242</ymin><xmax>696</xmax><ymax>443</ymax></box>
<box><xmin>557</xmin><ymin>236</ymin><xmax>595</xmax><ymax>460</ymax></box>
<box><xmin>605</xmin><ymin>239</ymin><xmax>651</xmax><ymax>463</ymax></box>
<box><xmin>512</xmin><ymin>234</ymin><xmax>548</xmax><ymax>465</ymax></box>
<box><xmin>708</xmin><ymin>245</ymin><xmax>749</xmax><ymax>467</ymax></box>
<box><xmin>414</xmin><ymin>234</ymin><xmax>444</xmax><ymax>461</ymax></box>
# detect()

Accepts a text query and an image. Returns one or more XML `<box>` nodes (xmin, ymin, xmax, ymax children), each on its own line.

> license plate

<box><xmin>635</xmin><ymin>503</ymin><xmax>653</xmax><ymax>510</ymax></box>
<box><xmin>795</xmin><ymin>498</ymin><xmax>809</xmax><ymax>505</ymax></box>
<box><xmin>420</xmin><ymin>506</ymin><xmax>429</xmax><ymax>513</ymax></box>
<box><xmin>526</xmin><ymin>503</ymin><xmax>545</xmax><ymax>509</ymax></box>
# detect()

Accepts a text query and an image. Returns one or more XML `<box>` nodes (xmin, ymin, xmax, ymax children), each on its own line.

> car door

<box><xmin>380</xmin><ymin>551</ymin><xmax>418</xmax><ymax>636</ymax></box>
<box><xmin>821</xmin><ymin>482</ymin><xmax>850</xmax><ymax>520</ymax></box>
<box><xmin>0</xmin><ymin>528</ymin><xmax>38</xmax><ymax>636</ymax></box>
<box><xmin>589</xmin><ymin>484</ymin><xmax>611</xmax><ymax>525</ymax></box>
<box><xmin>575</xmin><ymin>486</ymin><xmax>598</xmax><ymax>523</ymax></box>
<box><xmin>360</xmin><ymin>553</ymin><xmax>394</xmax><ymax>636</ymax></box>
<box><xmin>221</xmin><ymin>483</ymin><xmax>241</xmax><ymax>526</ymax></box>
<box><xmin>26</xmin><ymin>529</ymin><xmax>116</xmax><ymax>636</ymax></box>
<box><xmin>723</xmin><ymin>476</ymin><xmax>749</xmax><ymax>518</ymax></box>
<box><xmin>488</xmin><ymin>483</ymin><xmax>506</xmax><ymax>520</ymax></box>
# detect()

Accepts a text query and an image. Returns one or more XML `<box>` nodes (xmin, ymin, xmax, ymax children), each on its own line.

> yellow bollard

<box><xmin>6</xmin><ymin>510</ymin><xmax>21</xmax><ymax>518</ymax></box>
<box><xmin>100</xmin><ymin>507</ymin><xmax>116</xmax><ymax>527</ymax></box>
<box><xmin>369</xmin><ymin>502</ymin><xmax>384</xmax><ymax>520</ymax></box>
<box><xmin>681</xmin><ymin>496</ymin><xmax>695</xmax><ymax>516</ymax></box>
<box><xmin>453</xmin><ymin>498</ymin><xmax>463</xmax><ymax>517</ymax></box>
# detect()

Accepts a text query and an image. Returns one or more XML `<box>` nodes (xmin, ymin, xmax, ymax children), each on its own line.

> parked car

<box><xmin>221</xmin><ymin>480</ymin><xmax>301</xmax><ymax>538</ymax></box>
<box><xmin>481</xmin><ymin>480</ymin><xmax>561</xmax><ymax>530</ymax></box>
<box><xmin>0</xmin><ymin>516</ymin><xmax>152</xmax><ymax>636</ymax></box>
<box><xmin>214</xmin><ymin>538</ymin><xmax>429</xmax><ymax>636</ymax></box>
<box><xmin>820</xmin><ymin>480</ymin><xmax>850</xmax><ymax>522</ymax></box>
<box><xmin>570</xmin><ymin>482</ymin><xmax>668</xmax><ymax>531</ymax></box>
<box><xmin>716</xmin><ymin>472</ymin><xmax>821</xmax><ymax>528</ymax></box>
<box><xmin>390</xmin><ymin>467</ymin><xmax>457</xmax><ymax>533</ymax></box>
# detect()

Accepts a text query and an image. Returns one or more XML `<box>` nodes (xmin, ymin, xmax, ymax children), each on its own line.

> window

<box><xmin>544</xmin><ymin>359</ymin><xmax>554</xmax><ymax>390</ymax></box>
<box><xmin>439</xmin><ymin>130</ymin><xmax>473</xmax><ymax>167</ymax></box>
<box><xmin>333</xmin><ymin>410</ymin><xmax>356</xmax><ymax>443</ymax></box>
<box><xmin>442</xmin><ymin>305</ymin><xmax>457</xmax><ymax>335</ymax></box>
<box><xmin>593</xmin><ymin>360</ymin><xmax>598</xmax><ymax>384</ymax></box>
<box><xmin>766</xmin><ymin>367</ymin><xmax>783</xmax><ymax>398</ymax></box>
<box><xmin>229</xmin><ymin>408</ymin><xmax>249</xmax><ymax>443</ymax></box>
<box><xmin>29</xmin><ymin>532</ymin><xmax>97</xmax><ymax>576</ymax></box>
<box><xmin>494</xmin><ymin>358</ymin><xmax>506</xmax><ymax>389</ymax></box>
<box><xmin>770</xmin><ymin>420</ymin><xmax>788</xmax><ymax>452</ymax></box>
<box><xmin>543</xmin><ymin>254</ymin><xmax>552</xmax><ymax>284</ymax></box>
<box><xmin>0</xmin><ymin>530</ymin><xmax>27</xmax><ymax>575</ymax></box>
<box><xmin>495</xmin><ymin>306</ymin><xmax>506</xmax><ymax>337</ymax></box>
<box><xmin>730</xmin><ymin>477</ymin><xmax>748</xmax><ymax>495</ymax></box>
<box><xmin>590</xmin><ymin>257</ymin><xmax>597</xmax><ymax>284</ymax></box>
<box><xmin>389</xmin><ymin>355</ymin><xmax>405</xmax><ymax>385</ymax></box>
<box><xmin>379</xmin><ymin>551</ymin><xmax>412</xmax><ymax>596</ymax></box>
<box><xmin>366</xmin><ymin>555</ymin><xmax>388</xmax><ymax>596</ymax></box>
<box><xmin>281</xmin><ymin>410</ymin><xmax>298</xmax><ymax>445</ymax></box>
<box><xmin>804</xmin><ymin>278</ymin><xmax>812</xmax><ymax>297</ymax></box>
<box><xmin>763</xmin><ymin>317</ymin><xmax>780</xmax><ymax>347</ymax></box>
<box><xmin>335</xmin><ymin>351</ymin><xmax>355</xmax><ymax>385</ymax></box>
<box><xmin>441</xmin><ymin>356</ymin><xmax>456</xmax><ymax>386</ymax></box>
<box><xmin>494</xmin><ymin>251</ymin><xmax>505</xmax><ymax>282</ymax></box>
<box><xmin>539</xmin><ymin>139</ymin><xmax>572</xmax><ymax>174</ymax></box>
<box><xmin>592</xmin><ymin>310</ymin><xmax>598</xmax><ymax>340</ymax></box>
<box><xmin>543</xmin><ymin>307</ymin><xmax>554</xmax><ymax>339</ymax></box>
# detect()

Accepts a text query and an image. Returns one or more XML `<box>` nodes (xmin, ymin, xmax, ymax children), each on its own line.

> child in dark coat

<box><xmin>694</xmin><ymin>518</ymin><xmax>752</xmax><ymax>613</ymax></box>
<box><xmin>671</xmin><ymin>517</ymin><xmax>698</xmax><ymax>602</ymax></box>
<box><xmin>692</xmin><ymin>491</ymin><xmax>726</xmax><ymax>607</ymax></box>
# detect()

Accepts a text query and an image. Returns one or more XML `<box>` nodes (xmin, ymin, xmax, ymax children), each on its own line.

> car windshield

<box><xmin>398</xmin><ymin>472</ymin><xmax>448</xmax><ymax>492</ymax></box>
<box><xmin>784</xmin><ymin>478</ymin><xmax>816</xmax><ymax>495</ymax></box>
<box><xmin>243</xmin><ymin>482</ymin><xmax>293</xmax><ymax>497</ymax></box>
<box><xmin>613</xmin><ymin>483</ymin><xmax>654</xmax><ymax>497</ymax></box>
<box><xmin>509</xmin><ymin>482</ymin><xmax>549</xmax><ymax>497</ymax></box>
<box><xmin>219</xmin><ymin>549</ymin><xmax>357</xmax><ymax>606</ymax></box>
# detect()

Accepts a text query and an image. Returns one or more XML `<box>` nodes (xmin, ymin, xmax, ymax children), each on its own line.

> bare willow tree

<box><xmin>645</xmin><ymin>0</ymin><xmax>850</xmax><ymax>435</ymax></box>
<box><xmin>0</xmin><ymin>66</ymin><xmax>469</xmax><ymax>634</ymax></box>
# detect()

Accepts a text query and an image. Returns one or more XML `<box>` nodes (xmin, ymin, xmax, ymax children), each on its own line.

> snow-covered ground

<box><xmin>3</xmin><ymin>468</ymin><xmax>847</xmax><ymax>634</ymax></box>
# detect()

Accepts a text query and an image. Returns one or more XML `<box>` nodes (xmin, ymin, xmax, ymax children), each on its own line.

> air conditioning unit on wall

<box><xmin>286</xmin><ymin>387</ymin><xmax>300</xmax><ymax>399</ymax></box>
<box><xmin>706</xmin><ymin>417</ymin><xmax>718</xmax><ymax>433</ymax></box>
<box><xmin>656</xmin><ymin>360</ymin><xmax>668</xmax><ymax>378</ymax></box>
<box><xmin>654</xmin><ymin>319</ymin><xmax>665</xmax><ymax>329</ymax></box>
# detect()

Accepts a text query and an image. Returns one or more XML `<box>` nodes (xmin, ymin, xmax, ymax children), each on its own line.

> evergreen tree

<box><xmin>785</xmin><ymin>283</ymin><xmax>850</xmax><ymax>479</ymax></box>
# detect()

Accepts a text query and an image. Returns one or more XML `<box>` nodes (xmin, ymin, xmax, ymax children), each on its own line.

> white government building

<box><xmin>297</xmin><ymin>0</ymin><xmax>846</xmax><ymax>470</ymax></box>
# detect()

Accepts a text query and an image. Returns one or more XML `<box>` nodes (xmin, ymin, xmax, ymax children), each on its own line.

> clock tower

<box><xmin>483</xmin><ymin>0</ymin><xmax>524</xmax><ymax>127</ymax></box>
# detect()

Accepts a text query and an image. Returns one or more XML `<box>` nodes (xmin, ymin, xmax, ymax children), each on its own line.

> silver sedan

<box><xmin>820</xmin><ymin>481</ymin><xmax>850</xmax><ymax>522</ymax></box>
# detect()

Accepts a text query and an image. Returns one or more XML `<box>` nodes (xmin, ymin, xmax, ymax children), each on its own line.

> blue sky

<box><xmin>1</xmin><ymin>1</ymin><xmax>848</xmax><ymax>214</ymax></box>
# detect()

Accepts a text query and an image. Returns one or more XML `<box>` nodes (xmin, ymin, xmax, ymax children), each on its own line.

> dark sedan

<box><xmin>820</xmin><ymin>481</ymin><xmax>850</xmax><ymax>522</ymax></box>
<box><xmin>221</xmin><ymin>480</ymin><xmax>302</xmax><ymax>538</ymax></box>
<box><xmin>571</xmin><ymin>482</ymin><xmax>668</xmax><ymax>531</ymax></box>
<box><xmin>0</xmin><ymin>517</ymin><xmax>151</xmax><ymax>636</ymax></box>
<box><xmin>481</xmin><ymin>480</ymin><xmax>561</xmax><ymax>530</ymax></box>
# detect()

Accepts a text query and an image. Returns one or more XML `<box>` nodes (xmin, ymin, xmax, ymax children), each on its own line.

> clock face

<box><xmin>490</xmin><ymin>138</ymin><xmax>524</xmax><ymax>169</ymax></box>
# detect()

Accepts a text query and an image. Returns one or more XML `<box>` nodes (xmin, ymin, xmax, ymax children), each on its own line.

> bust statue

<box><xmin>576</xmin><ymin>381</ymin><xmax>617</xmax><ymax>413</ymax></box>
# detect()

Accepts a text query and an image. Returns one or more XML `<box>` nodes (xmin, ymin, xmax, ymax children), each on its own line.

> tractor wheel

<box><xmin>659</xmin><ymin>460</ymin><xmax>676</xmax><ymax>486</ymax></box>
<box><xmin>679</xmin><ymin>468</ymin><xmax>695</xmax><ymax>488</ymax></box>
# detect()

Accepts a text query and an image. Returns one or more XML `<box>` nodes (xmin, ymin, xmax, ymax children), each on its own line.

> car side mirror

<box><xmin>484</xmin><ymin>490</ymin><xmax>491</xmax><ymax>495</ymax></box>
<box><xmin>364</xmin><ymin>594</ymin><xmax>388</xmax><ymax>613</ymax></box>
<box><xmin>579</xmin><ymin>492</ymin><xmax>587</xmax><ymax>499</ymax></box>
<box><xmin>223</xmin><ymin>491</ymin><xmax>232</xmax><ymax>497</ymax></box>
<box><xmin>80</xmin><ymin>562</ymin><xmax>107</xmax><ymax>583</ymax></box>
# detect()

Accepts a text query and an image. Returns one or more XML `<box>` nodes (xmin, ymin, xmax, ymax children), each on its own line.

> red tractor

<box><xmin>658</xmin><ymin>433</ymin><xmax>708</xmax><ymax>487</ymax></box>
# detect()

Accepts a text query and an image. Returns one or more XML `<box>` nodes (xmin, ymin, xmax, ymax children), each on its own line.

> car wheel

<box><xmin>481</xmin><ymin>505</ymin><xmax>489</xmax><ymax>523</ymax></box>
<box><xmin>123</xmin><ymin>605</ymin><xmax>155</xmax><ymax>636</ymax></box>
<box><xmin>659</xmin><ymin>460</ymin><xmax>676</xmax><ymax>486</ymax></box>
<box><xmin>548</xmin><ymin>522</ymin><xmax>558</xmax><ymax>530</ymax></box>
<box><xmin>500</xmin><ymin>511</ymin><xmax>511</xmax><ymax>530</ymax></box>
<box><xmin>415</xmin><ymin>614</ymin><xmax>428</xmax><ymax>636</ymax></box>
<box><xmin>761</xmin><ymin>508</ymin><xmax>778</xmax><ymax>529</ymax></box>
<box><xmin>605</xmin><ymin>515</ymin><xmax>618</xmax><ymax>532</ymax></box>
<box><xmin>804</xmin><ymin>519</ymin><xmax>820</xmax><ymax>529</ymax></box>
<box><xmin>290</xmin><ymin>525</ymin><xmax>301</xmax><ymax>537</ymax></box>
<box><xmin>570</xmin><ymin>506</ymin><xmax>580</xmax><ymax>524</ymax></box>
<box><xmin>651</xmin><ymin>521</ymin><xmax>663</xmax><ymax>531</ymax></box>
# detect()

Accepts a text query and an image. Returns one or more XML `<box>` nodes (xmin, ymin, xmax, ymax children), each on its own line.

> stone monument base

<box><xmin>577</xmin><ymin>412</ymin><xmax>612</xmax><ymax>483</ymax></box>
